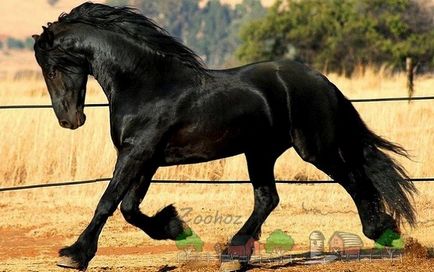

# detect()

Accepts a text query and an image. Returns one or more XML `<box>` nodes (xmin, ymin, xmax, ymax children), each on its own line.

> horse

<box><xmin>33</xmin><ymin>3</ymin><xmax>416</xmax><ymax>271</ymax></box>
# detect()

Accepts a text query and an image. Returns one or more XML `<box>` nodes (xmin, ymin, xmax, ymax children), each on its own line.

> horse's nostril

<box><xmin>59</xmin><ymin>120</ymin><xmax>71</xmax><ymax>128</ymax></box>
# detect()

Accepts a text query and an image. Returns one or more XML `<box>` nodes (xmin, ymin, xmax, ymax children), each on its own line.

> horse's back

<box><xmin>230</xmin><ymin>59</ymin><xmax>344</xmax><ymax>160</ymax></box>
<box><xmin>162</xmin><ymin>60</ymin><xmax>343</xmax><ymax>165</ymax></box>
<box><xmin>161</xmin><ymin>62</ymin><xmax>293</xmax><ymax>164</ymax></box>
<box><xmin>220</xmin><ymin>59</ymin><xmax>341</xmax><ymax>137</ymax></box>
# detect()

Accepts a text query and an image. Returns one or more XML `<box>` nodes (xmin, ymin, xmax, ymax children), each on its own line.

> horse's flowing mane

<box><xmin>56</xmin><ymin>2</ymin><xmax>207</xmax><ymax>74</ymax></box>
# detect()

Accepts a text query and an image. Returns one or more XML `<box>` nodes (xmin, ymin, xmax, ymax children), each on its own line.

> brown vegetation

<box><xmin>0</xmin><ymin>51</ymin><xmax>433</xmax><ymax>271</ymax></box>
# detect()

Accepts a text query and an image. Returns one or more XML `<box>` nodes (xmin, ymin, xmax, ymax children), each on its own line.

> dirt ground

<box><xmin>1</xmin><ymin>183</ymin><xmax>433</xmax><ymax>272</ymax></box>
<box><xmin>0</xmin><ymin>226</ymin><xmax>433</xmax><ymax>272</ymax></box>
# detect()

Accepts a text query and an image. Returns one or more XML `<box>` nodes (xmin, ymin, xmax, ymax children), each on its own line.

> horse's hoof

<box><xmin>219</xmin><ymin>260</ymin><xmax>242</xmax><ymax>272</ymax></box>
<box><xmin>57</xmin><ymin>256</ymin><xmax>84</xmax><ymax>271</ymax></box>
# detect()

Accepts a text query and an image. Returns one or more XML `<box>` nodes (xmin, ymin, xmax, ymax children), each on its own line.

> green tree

<box><xmin>105</xmin><ymin>0</ymin><xmax>130</xmax><ymax>6</ymax></box>
<box><xmin>7</xmin><ymin>38</ymin><xmax>25</xmax><ymax>49</ymax></box>
<box><xmin>24</xmin><ymin>37</ymin><xmax>34</xmax><ymax>50</ymax></box>
<box><xmin>237</xmin><ymin>0</ymin><xmax>434</xmax><ymax>75</ymax></box>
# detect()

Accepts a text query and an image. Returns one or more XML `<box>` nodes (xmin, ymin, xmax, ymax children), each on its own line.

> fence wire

<box><xmin>1</xmin><ymin>95</ymin><xmax>434</xmax><ymax>110</ymax></box>
<box><xmin>0</xmin><ymin>94</ymin><xmax>433</xmax><ymax>192</ymax></box>
<box><xmin>1</xmin><ymin>177</ymin><xmax>433</xmax><ymax>192</ymax></box>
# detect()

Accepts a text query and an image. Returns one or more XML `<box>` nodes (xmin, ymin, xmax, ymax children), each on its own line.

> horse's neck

<box><xmin>87</xmin><ymin>34</ymin><xmax>201</xmax><ymax>101</ymax></box>
<box><xmin>88</xmin><ymin>35</ymin><xmax>143</xmax><ymax>100</ymax></box>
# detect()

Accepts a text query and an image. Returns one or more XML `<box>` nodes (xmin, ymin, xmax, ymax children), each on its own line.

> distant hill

<box><xmin>0</xmin><ymin>0</ymin><xmax>272</xmax><ymax>39</ymax></box>
<box><xmin>0</xmin><ymin>0</ymin><xmax>105</xmax><ymax>39</ymax></box>
<box><xmin>221</xmin><ymin>0</ymin><xmax>274</xmax><ymax>7</ymax></box>
<box><xmin>1</xmin><ymin>0</ymin><xmax>268</xmax><ymax>66</ymax></box>
<box><xmin>0</xmin><ymin>0</ymin><xmax>270</xmax><ymax>66</ymax></box>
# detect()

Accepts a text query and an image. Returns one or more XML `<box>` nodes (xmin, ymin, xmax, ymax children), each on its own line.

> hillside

<box><xmin>0</xmin><ymin>0</ymin><xmax>105</xmax><ymax>39</ymax></box>
<box><xmin>0</xmin><ymin>0</ymin><xmax>273</xmax><ymax>39</ymax></box>
<box><xmin>221</xmin><ymin>0</ymin><xmax>274</xmax><ymax>7</ymax></box>
<box><xmin>0</xmin><ymin>0</ymin><xmax>269</xmax><ymax>66</ymax></box>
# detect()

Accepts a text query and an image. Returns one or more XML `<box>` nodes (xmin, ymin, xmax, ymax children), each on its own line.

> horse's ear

<box><xmin>32</xmin><ymin>34</ymin><xmax>40</xmax><ymax>41</ymax></box>
<box><xmin>38</xmin><ymin>26</ymin><xmax>55</xmax><ymax>49</ymax></box>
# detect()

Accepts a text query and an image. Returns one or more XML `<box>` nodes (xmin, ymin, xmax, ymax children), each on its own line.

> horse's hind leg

<box><xmin>222</xmin><ymin>152</ymin><xmax>279</xmax><ymax>264</ymax></box>
<box><xmin>120</xmin><ymin>174</ymin><xmax>189</xmax><ymax>240</ymax></box>
<box><xmin>301</xmin><ymin>150</ymin><xmax>400</xmax><ymax>243</ymax></box>
<box><xmin>338</xmin><ymin>177</ymin><xmax>400</xmax><ymax>246</ymax></box>
<box><xmin>339</xmin><ymin>177</ymin><xmax>399</xmax><ymax>241</ymax></box>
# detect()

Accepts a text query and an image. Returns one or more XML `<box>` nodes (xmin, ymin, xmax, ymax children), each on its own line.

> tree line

<box><xmin>0</xmin><ymin>37</ymin><xmax>34</xmax><ymax>51</ymax></box>
<box><xmin>5</xmin><ymin>0</ymin><xmax>265</xmax><ymax>67</ymax></box>
<box><xmin>8</xmin><ymin>0</ymin><xmax>433</xmax><ymax>74</ymax></box>
<box><xmin>237</xmin><ymin>0</ymin><xmax>434</xmax><ymax>75</ymax></box>
<box><xmin>106</xmin><ymin>0</ymin><xmax>266</xmax><ymax>66</ymax></box>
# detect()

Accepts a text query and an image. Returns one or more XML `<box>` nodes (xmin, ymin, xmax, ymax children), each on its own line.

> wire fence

<box><xmin>0</xmin><ymin>103</ymin><xmax>108</xmax><ymax>110</ymax></box>
<box><xmin>1</xmin><ymin>95</ymin><xmax>434</xmax><ymax>110</ymax></box>
<box><xmin>1</xmin><ymin>177</ymin><xmax>434</xmax><ymax>193</ymax></box>
<box><xmin>0</xmin><ymin>94</ymin><xmax>433</xmax><ymax>192</ymax></box>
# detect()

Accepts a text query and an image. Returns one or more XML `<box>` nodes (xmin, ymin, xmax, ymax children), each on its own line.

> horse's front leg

<box><xmin>57</xmin><ymin>146</ymin><xmax>151</xmax><ymax>271</ymax></box>
<box><xmin>221</xmin><ymin>152</ymin><xmax>280</xmax><ymax>270</ymax></box>
<box><xmin>120</xmin><ymin>174</ymin><xmax>190</xmax><ymax>240</ymax></box>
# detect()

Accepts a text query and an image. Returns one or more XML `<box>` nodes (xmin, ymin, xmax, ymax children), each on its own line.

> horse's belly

<box><xmin>161</xmin><ymin>126</ymin><xmax>244</xmax><ymax>165</ymax></box>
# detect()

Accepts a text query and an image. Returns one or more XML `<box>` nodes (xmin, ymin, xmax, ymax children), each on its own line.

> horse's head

<box><xmin>33</xmin><ymin>25</ymin><xmax>89</xmax><ymax>130</ymax></box>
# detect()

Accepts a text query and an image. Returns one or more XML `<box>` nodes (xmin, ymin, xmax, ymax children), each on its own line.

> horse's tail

<box><xmin>335</xmin><ymin>89</ymin><xmax>417</xmax><ymax>227</ymax></box>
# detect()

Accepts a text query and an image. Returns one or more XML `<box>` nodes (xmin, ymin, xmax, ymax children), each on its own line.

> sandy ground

<box><xmin>1</xmin><ymin>55</ymin><xmax>434</xmax><ymax>271</ymax></box>
<box><xmin>0</xmin><ymin>226</ymin><xmax>433</xmax><ymax>272</ymax></box>
<box><xmin>0</xmin><ymin>183</ymin><xmax>433</xmax><ymax>272</ymax></box>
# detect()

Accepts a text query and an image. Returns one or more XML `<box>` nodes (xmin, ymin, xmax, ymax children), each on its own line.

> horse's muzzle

<box><xmin>59</xmin><ymin>111</ymin><xmax>86</xmax><ymax>130</ymax></box>
<box><xmin>76</xmin><ymin>111</ymin><xmax>86</xmax><ymax>127</ymax></box>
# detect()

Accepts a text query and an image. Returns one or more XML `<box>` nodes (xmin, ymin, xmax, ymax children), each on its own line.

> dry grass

<box><xmin>1</xmin><ymin>53</ymin><xmax>434</xmax><ymax>185</ymax></box>
<box><xmin>1</xmin><ymin>1</ymin><xmax>434</xmax><ymax>269</ymax></box>
<box><xmin>0</xmin><ymin>52</ymin><xmax>433</xmax><ymax>260</ymax></box>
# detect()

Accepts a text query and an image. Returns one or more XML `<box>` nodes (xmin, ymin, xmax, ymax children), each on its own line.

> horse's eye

<box><xmin>47</xmin><ymin>71</ymin><xmax>56</xmax><ymax>79</ymax></box>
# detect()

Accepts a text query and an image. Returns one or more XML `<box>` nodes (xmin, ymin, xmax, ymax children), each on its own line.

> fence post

<box><xmin>406</xmin><ymin>57</ymin><xmax>414</xmax><ymax>99</ymax></box>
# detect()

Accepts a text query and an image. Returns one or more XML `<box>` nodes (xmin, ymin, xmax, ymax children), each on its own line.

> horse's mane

<box><xmin>56</xmin><ymin>2</ymin><xmax>207</xmax><ymax>74</ymax></box>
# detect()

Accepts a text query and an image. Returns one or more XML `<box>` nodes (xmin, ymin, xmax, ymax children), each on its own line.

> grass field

<box><xmin>2</xmin><ymin>52</ymin><xmax>434</xmax><ymax>185</ymax></box>
<box><xmin>0</xmin><ymin>51</ymin><xmax>433</xmax><ymax>271</ymax></box>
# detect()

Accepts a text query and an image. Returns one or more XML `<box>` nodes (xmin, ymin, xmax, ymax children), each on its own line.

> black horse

<box><xmin>33</xmin><ymin>3</ymin><xmax>416</xmax><ymax>271</ymax></box>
